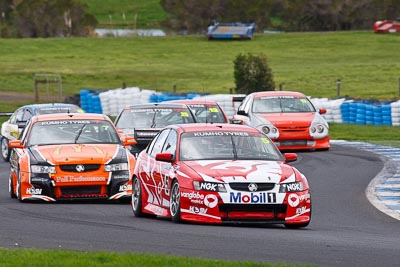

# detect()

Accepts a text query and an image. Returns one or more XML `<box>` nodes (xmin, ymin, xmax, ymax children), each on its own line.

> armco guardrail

<box><xmin>0</xmin><ymin>112</ymin><xmax>12</xmax><ymax>116</ymax></box>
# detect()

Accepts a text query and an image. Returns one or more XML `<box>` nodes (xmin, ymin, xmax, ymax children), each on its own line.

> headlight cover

<box><xmin>31</xmin><ymin>165</ymin><xmax>56</xmax><ymax>174</ymax></box>
<box><xmin>104</xmin><ymin>163</ymin><xmax>129</xmax><ymax>172</ymax></box>
<box><xmin>258</xmin><ymin>125</ymin><xmax>279</xmax><ymax>139</ymax></box>
<box><xmin>279</xmin><ymin>182</ymin><xmax>304</xmax><ymax>193</ymax></box>
<box><xmin>309</xmin><ymin>114</ymin><xmax>329</xmax><ymax>138</ymax></box>
<box><xmin>193</xmin><ymin>181</ymin><xmax>227</xmax><ymax>192</ymax></box>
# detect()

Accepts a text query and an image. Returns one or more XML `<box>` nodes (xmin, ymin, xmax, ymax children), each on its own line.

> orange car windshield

<box><xmin>28</xmin><ymin>120</ymin><xmax>120</xmax><ymax>146</ymax></box>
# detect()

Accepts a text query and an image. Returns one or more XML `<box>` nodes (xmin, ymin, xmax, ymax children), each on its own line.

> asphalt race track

<box><xmin>0</xmin><ymin>144</ymin><xmax>399</xmax><ymax>267</ymax></box>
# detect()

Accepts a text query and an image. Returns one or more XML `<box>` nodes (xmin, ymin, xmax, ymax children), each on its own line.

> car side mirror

<box><xmin>16</xmin><ymin>121</ymin><xmax>27</xmax><ymax>129</ymax></box>
<box><xmin>155</xmin><ymin>152</ymin><xmax>174</xmax><ymax>163</ymax></box>
<box><xmin>9</xmin><ymin>140</ymin><xmax>24</xmax><ymax>149</ymax></box>
<box><xmin>231</xmin><ymin>119</ymin><xmax>243</xmax><ymax>125</ymax></box>
<box><xmin>319</xmin><ymin>108</ymin><xmax>327</xmax><ymax>115</ymax></box>
<box><xmin>237</xmin><ymin>110</ymin><xmax>247</xmax><ymax>116</ymax></box>
<box><xmin>284</xmin><ymin>153</ymin><xmax>297</xmax><ymax>163</ymax></box>
<box><xmin>123</xmin><ymin>136</ymin><xmax>137</xmax><ymax>147</ymax></box>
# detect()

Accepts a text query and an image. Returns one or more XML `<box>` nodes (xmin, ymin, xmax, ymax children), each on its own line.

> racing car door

<box><xmin>146</xmin><ymin>129</ymin><xmax>171</xmax><ymax>207</ymax></box>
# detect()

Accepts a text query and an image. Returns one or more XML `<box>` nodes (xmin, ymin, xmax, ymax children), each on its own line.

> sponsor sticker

<box><xmin>288</xmin><ymin>193</ymin><xmax>300</xmax><ymax>207</ymax></box>
<box><xmin>189</xmin><ymin>206</ymin><xmax>208</xmax><ymax>214</ymax></box>
<box><xmin>119</xmin><ymin>184</ymin><xmax>132</xmax><ymax>191</ymax></box>
<box><xmin>230</xmin><ymin>192</ymin><xmax>276</xmax><ymax>204</ymax></box>
<box><xmin>204</xmin><ymin>194</ymin><xmax>218</xmax><ymax>208</ymax></box>
<box><xmin>56</xmin><ymin>176</ymin><xmax>106</xmax><ymax>182</ymax></box>
<box><xmin>26</xmin><ymin>187</ymin><xmax>42</xmax><ymax>195</ymax></box>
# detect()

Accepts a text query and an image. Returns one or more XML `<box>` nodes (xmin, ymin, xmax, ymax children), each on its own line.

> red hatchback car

<box><xmin>131</xmin><ymin>123</ymin><xmax>311</xmax><ymax>228</ymax></box>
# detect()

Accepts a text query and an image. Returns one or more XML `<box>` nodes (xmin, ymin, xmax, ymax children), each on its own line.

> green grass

<box><xmin>1</xmin><ymin>31</ymin><xmax>400</xmax><ymax>143</ymax></box>
<box><xmin>0</xmin><ymin>32</ymin><xmax>399</xmax><ymax>103</ymax></box>
<box><xmin>81</xmin><ymin>0</ymin><xmax>168</xmax><ymax>28</ymax></box>
<box><xmin>0</xmin><ymin>248</ymin><xmax>310</xmax><ymax>267</ymax></box>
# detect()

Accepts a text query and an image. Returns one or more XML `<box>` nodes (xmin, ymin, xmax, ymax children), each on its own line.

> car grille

<box><xmin>229</xmin><ymin>183</ymin><xmax>275</xmax><ymax>191</ymax></box>
<box><xmin>59</xmin><ymin>186</ymin><xmax>108</xmax><ymax>199</ymax></box>
<box><xmin>279</xmin><ymin>140</ymin><xmax>307</xmax><ymax>146</ymax></box>
<box><xmin>219</xmin><ymin>204</ymin><xmax>287</xmax><ymax>222</ymax></box>
<box><xmin>59</xmin><ymin>164</ymin><xmax>100</xmax><ymax>172</ymax></box>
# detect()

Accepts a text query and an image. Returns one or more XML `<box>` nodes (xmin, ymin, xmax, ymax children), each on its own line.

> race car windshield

<box><xmin>179</xmin><ymin>132</ymin><xmax>283</xmax><ymax>161</ymax></box>
<box><xmin>28</xmin><ymin>120</ymin><xmax>121</xmax><ymax>146</ymax></box>
<box><xmin>116</xmin><ymin>107</ymin><xmax>195</xmax><ymax>129</ymax></box>
<box><xmin>36</xmin><ymin>106</ymin><xmax>82</xmax><ymax>115</ymax></box>
<box><xmin>188</xmin><ymin>104</ymin><xmax>227</xmax><ymax>123</ymax></box>
<box><xmin>253</xmin><ymin>97</ymin><xmax>316</xmax><ymax>113</ymax></box>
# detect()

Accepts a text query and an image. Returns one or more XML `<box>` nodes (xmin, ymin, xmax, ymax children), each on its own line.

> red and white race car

<box><xmin>131</xmin><ymin>123</ymin><xmax>311</xmax><ymax>228</ymax></box>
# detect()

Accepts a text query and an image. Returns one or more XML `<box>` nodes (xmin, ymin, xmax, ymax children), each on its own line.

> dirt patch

<box><xmin>0</xmin><ymin>92</ymin><xmax>35</xmax><ymax>102</ymax></box>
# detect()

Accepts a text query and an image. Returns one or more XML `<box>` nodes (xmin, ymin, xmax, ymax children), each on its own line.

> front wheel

<box><xmin>9</xmin><ymin>173</ymin><xmax>16</xmax><ymax>199</ymax></box>
<box><xmin>170</xmin><ymin>180</ymin><xmax>181</xmax><ymax>223</ymax></box>
<box><xmin>1</xmin><ymin>137</ymin><xmax>10</xmax><ymax>162</ymax></box>
<box><xmin>131</xmin><ymin>177</ymin><xmax>144</xmax><ymax>217</ymax></box>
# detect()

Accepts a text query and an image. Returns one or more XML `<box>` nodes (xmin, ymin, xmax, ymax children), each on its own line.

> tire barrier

<box><xmin>79</xmin><ymin>88</ymin><xmax>400</xmax><ymax>126</ymax></box>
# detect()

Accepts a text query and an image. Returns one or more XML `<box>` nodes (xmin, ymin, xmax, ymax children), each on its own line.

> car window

<box><xmin>36</xmin><ymin>105</ymin><xmax>82</xmax><ymax>115</ymax></box>
<box><xmin>161</xmin><ymin>129</ymin><xmax>177</xmax><ymax>156</ymax></box>
<box><xmin>28</xmin><ymin>120</ymin><xmax>120</xmax><ymax>146</ymax></box>
<box><xmin>116</xmin><ymin>107</ymin><xmax>195</xmax><ymax>129</ymax></box>
<box><xmin>13</xmin><ymin>108</ymin><xmax>24</xmax><ymax>123</ymax></box>
<box><xmin>22</xmin><ymin>109</ymin><xmax>33</xmax><ymax>122</ymax></box>
<box><xmin>148</xmin><ymin>129</ymin><xmax>171</xmax><ymax>157</ymax></box>
<box><xmin>179</xmin><ymin>131</ymin><xmax>283</xmax><ymax>161</ymax></box>
<box><xmin>187</xmin><ymin>104</ymin><xmax>227</xmax><ymax>123</ymax></box>
<box><xmin>253</xmin><ymin>97</ymin><xmax>316</xmax><ymax>113</ymax></box>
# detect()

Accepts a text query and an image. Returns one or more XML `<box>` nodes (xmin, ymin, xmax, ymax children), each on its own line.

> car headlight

<box><xmin>193</xmin><ymin>181</ymin><xmax>227</xmax><ymax>192</ymax></box>
<box><xmin>309</xmin><ymin>123</ymin><xmax>328</xmax><ymax>138</ymax></box>
<box><xmin>259</xmin><ymin>125</ymin><xmax>279</xmax><ymax>139</ymax></box>
<box><xmin>279</xmin><ymin>182</ymin><xmax>304</xmax><ymax>193</ymax></box>
<box><xmin>31</xmin><ymin>165</ymin><xmax>56</xmax><ymax>174</ymax></box>
<box><xmin>104</xmin><ymin>163</ymin><xmax>128</xmax><ymax>172</ymax></box>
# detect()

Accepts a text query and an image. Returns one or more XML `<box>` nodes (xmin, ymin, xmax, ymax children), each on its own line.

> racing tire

<box><xmin>1</xmin><ymin>137</ymin><xmax>10</xmax><ymax>162</ymax></box>
<box><xmin>16</xmin><ymin>171</ymin><xmax>24</xmax><ymax>202</ymax></box>
<box><xmin>170</xmin><ymin>180</ymin><xmax>181</xmax><ymax>223</ymax></box>
<box><xmin>131</xmin><ymin>177</ymin><xmax>144</xmax><ymax>217</ymax></box>
<box><xmin>9</xmin><ymin>173</ymin><xmax>16</xmax><ymax>199</ymax></box>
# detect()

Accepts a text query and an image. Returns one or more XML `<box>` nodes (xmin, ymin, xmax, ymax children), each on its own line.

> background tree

<box><xmin>233</xmin><ymin>53</ymin><xmax>275</xmax><ymax>94</ymax></box>
<box><xmin>13</xmin><ymin>0</ymin><xmax>97</xmax><ymax>37</ymax></box>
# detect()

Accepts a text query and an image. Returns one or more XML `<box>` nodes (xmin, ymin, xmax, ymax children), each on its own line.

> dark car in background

<box><xmin>1</xmin><ymin>103</ymin><xmax>84</xmax><ymax>161</ymax></box>
<box><xmin>114</xmin><ymin>103</ymin><xmax>196</xmax><ymax>157</ymax></box>
<box><xmin>166</xmin><ymin>100</ymin><xmax>230</xmax><ymax>123</ymax></box>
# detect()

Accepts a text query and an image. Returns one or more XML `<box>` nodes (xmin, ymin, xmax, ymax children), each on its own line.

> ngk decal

<box><xmin>204</xmin><ymin>194</ymin><xmax>218</xmax><ymax>208</ymax></box>
<box><xmin>199</xmin><ymin>182</ymin><xmax>217</xmax><ymax>191</ymax></box>
<box><xmin>26</xmin><ymin>187</ymin><xmax>42</xmax><ymax>195</ymax></box>
<box><xmin>286</xmin><ymin>183</ymin><xmax>302</xmax><ymax>191</ymax></box>
<box><xmin>230</xmin><ymin>192</ymin><xmax>276</xmax><ymax>204</ymax></box>
<box><xmin>288</xmin><ymin>193</ymin><xmax>300</xmax><ymax>207</ymax></box>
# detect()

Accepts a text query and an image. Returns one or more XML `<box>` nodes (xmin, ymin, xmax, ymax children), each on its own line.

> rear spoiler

<box><xmin>232</xmin><ymin>96</ymin><xmax>245</xmax><ymax>103</ymax></box>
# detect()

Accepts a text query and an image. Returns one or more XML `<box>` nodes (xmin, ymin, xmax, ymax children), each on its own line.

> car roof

<box><xmin>20</xmin><ymin>103</ymin><xmax>80</xmax><ymax>109</ymax></box>
<box><xmin>251</xmin><ymin>91</ymin><xmax>307</xmax><ymax>98</ymax></box>
<box><xmin>30</xmin><ymin>113</ymin><xmax>110</xmax><ymax>123</ymax></box>
<box><xmin>124</xmin><ymin>103</ymin><xmax>190</xmax><ymax>110</ymax></box>
<box><xmin>165</xmin><ymin>100</ymin><xmax>221</xmax><ymax>105</ymax></box>
<box><xmin>170</xmin><ymin>123</ymin><xmax>261</xmax><ymax>134</ymax></box>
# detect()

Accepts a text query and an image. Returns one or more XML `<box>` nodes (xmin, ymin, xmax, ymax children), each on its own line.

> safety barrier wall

<box><xmin>79</xmin><ymin>88</ymin><xmax>400</xmax><ymax>126</ymax></box>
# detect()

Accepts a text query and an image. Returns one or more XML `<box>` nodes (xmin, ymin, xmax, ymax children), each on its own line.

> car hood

<box><xmin>182</xmin><ymin>160</ymin><xmax>296</xmax><ymax>184</ymax></box>
<box><xmin>29</xmin><ymin>144</ymin><xmax>120</xmax><ymax>164</ymax></box>
<box><xmin>255</xmin><ymin>112</ymin><xmax>315</xmax><ymax>128</ymax></box>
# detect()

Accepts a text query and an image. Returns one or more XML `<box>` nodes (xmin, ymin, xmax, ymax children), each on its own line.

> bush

<box><xmin>233</xmin><ymin>53</ymin><xmax>275</xmax><ymax>94</ymax></box>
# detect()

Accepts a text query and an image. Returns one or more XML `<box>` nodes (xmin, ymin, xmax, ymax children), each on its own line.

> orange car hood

<box><xmin>34</xmin><ymin>144</ymin><xmax>118</xmax><ymax>164</ymax></box>
<box><xmin>257</xmin><ymin>112</ymin><xmax>315</xmax><ymax>128</ymax></box>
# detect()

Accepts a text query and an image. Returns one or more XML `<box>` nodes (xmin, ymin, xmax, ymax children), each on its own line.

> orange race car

<box><xmin>8</xmin><ymin>113</ymin><xmax>137</xmax><ymax>202</ymax></box>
